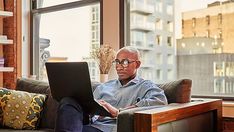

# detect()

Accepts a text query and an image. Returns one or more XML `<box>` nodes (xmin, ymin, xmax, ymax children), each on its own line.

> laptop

<box><xmin>45</xmin><ymin>62</ymin><xmax>111</xmax><ymax>117</ymax></box>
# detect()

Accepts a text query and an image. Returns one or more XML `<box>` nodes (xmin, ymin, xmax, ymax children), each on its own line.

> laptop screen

<box><xmin>45</xmin><ymin>62</ymin><xmax>94</xmax><ymax>103</ymax></box>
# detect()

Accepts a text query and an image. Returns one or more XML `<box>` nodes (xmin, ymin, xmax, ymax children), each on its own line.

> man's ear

<box><xmin>136</xmin><ymin>61</ymin><xmax>141</xmax><ymax>69</ymax></box>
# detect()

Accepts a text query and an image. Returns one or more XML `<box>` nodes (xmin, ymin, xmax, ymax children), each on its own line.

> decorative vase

<box><xmin>100</xmin><ymin>74</ymin><xmax>108</xmax><ymax>83</ymax></box>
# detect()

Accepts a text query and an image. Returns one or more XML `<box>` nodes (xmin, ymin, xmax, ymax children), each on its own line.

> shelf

<box><xmin>0</xmin><ymin>39</ymin><xmax>13</xmax><ymax>44</ymax></box>
<box><xmin>0</xmin><ymin>10</ymin><xmax>13</xmax><ymax>17</ymax></box>
<box><xmin>0</xmin><ymin>67</ymin><xmax>14</xmax><ymax>72</ymax></box>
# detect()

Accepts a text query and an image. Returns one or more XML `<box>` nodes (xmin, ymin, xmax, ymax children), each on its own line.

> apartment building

<box><xmin>182</xmin><ymin>0</ymin><xmax>234</xmax><ymax>53</ymax></box>
<box><xmin>177</xmin><ymin>37</ymin><xmax>223</xmax><ymax>55</ymax></box>
<box><xmin>128</xmin><ymin>0</ymin><xmax>176</xmax><ymax>83</ymax></box>
<box><xmin>178</xmin><ymin>0</ymin><xmax>234</xmax><ymax>95</ymax></box>
<box><xmin>84</xmin><ymin>5</ymin><xmax>100</xmax><ymax>81</ymax></box>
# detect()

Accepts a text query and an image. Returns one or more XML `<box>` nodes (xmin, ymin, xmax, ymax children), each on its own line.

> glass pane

<box><xmin>128</xmin><ymin>0</ymin><xmax>234</xmax><ymax>97</ymax></box>
<box><xmin>129</xmin><ymin>0</ymin><xmax>175</xmax><ymax>83</ymax></box>
<box><xmin>177</xmin><ymin>0</ymin><xmax>233</xmax><ymax>96</ymax></box>
<box><xmin>36</xmin><ymin>4</ymin><xmax>100</xmax><ymax>81</ymax></box>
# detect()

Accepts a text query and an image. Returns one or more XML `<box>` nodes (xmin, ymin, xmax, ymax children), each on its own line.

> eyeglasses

<box><xmin>112</xmin><ymin>59</ymin><xmax>137</xmax><ymax>67</ymax></box>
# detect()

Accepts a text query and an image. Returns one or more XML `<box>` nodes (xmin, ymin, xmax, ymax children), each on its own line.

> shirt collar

<box><xmin>117</xmin><ymin>75</ymin><xmax>141</xmax><ymax>87</ymax></box>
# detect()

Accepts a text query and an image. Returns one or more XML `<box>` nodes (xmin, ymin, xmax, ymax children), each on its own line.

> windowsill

<box><xmin>223</xmin><ymin>101</ymin><xmax>234</xmax><ymax>118</ymax></box>
<box><xmin>192</xmin><ymin>95</ymin><xmax>234</xmax><ymax>101</ymax></box>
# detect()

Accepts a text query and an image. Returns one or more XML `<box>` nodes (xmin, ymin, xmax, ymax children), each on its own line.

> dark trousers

<box><xmin>55</xmin><ymin>97</ymin><xmax>102</xmax><ymax>132</ymax></box>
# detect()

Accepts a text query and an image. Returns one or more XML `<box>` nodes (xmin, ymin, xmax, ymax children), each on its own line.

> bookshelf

<box><xmin>0</xmin><ymin>2</ymin><xmax>14</xmax><ymax>87</ymax></box>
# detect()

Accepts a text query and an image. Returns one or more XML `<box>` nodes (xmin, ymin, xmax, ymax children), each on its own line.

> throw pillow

<box><xmin>0</xmin><ymin>88</ymin><xmax>46</xmax><ymax>130</ymax></box>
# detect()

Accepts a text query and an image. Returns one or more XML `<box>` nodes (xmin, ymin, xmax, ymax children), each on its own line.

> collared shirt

<box><xmin>91</xmin><ymin>76</ymin><xmax>168</xmax><ymax>132</ymax></box>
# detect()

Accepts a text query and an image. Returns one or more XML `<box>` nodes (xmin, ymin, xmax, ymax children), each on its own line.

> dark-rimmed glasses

<box><xmin>112</xmin><ymin>59</ymin><xmax>137</xmax><ymax>67</ymax></box>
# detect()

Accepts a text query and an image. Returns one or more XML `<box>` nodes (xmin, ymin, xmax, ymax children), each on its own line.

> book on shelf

<box><xmin>0</xmin><ymin>35</ymin><xmax>13</xmax><ymax>44</ymax></box>
<box><xmin>0</xmin><ymin>57</ymin><xmax>4</xmax><ymax>67</ymax></box>
<box><xmin>0</xmin><ymin>67</ymin><xmax>13</xmax><ymax>72</ymax></box>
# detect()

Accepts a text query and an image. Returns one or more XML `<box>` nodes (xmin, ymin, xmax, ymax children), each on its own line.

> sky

<box><xmin>179</xmin><ymin>0</ymin><xmax>225</xmax><ymax>12</ymax></box>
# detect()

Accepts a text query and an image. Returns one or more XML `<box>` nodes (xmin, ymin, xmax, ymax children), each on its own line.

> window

<box><xmin>193</xmin><ymin>32</ymin><xmax>196</xmax><ymax>37</ymax></box>
<box><xmin>131</xmin><ymin>14</ymin><xmax>145</xmax><ymax>26</ymax></box>
<box><xmin>167</xmin><ymin>54</ymin><xmax>173</xmax><ymax>64</ymax></box>
<box><xmin>181</xmin><ymin>43</ymin><xmax>186</xmax><ymax>48</ymax></box>
<box><xmin>156</xmin><ymin>53</ymin><xmax>162</xmax><ymax>65</ymax></box>
<box><xmin>167</xmin><ymin>69</ymin><xmax>173</xmax><ymax>80</ymax></box>
<box><xmin>155</xmin><ymin>0</ymin><xmax>163</xmax><ymax>13</ymax></box>
<box><xmin>31</xmin><ymin>0</ymin><xmax>102</xmax><ymax>81</ymax></box>
<box><xmin>167</xmin><ymin>36</ymin><xmax>172</xmax><ymax>47</ymax></box>
<box><xmin>156</xmin><ymin>69</ymin><xmax>162</xmax><ymax>80</ymax></box>
<box><xmin>156</xmin><ymin>35</ymin><xmax>162</xmax><ymax>45</ymax></box>
<box><xmin>131</xmin><ymin>31</ymin><xmax>145</xmax><ymax>46</ymax></box>
<box><xmin>218</xmin><ymin>13</ymin><xmax>222</xmax><ymax>24</ymax></box>
<box><xmin>167</xmin><ymin>4</ymin><xmax>173</xmax><ymax>15</ymax></box>
<box><xmin>156</xmin><ymin>18</ymin><xmax>163</xmax><ymax>30</ymax></box>
<box><xmin>206</xmin><ymin>30</ymin><xmax>210</xmax><ymax>37</ymax></box>
<box><xmin>147</xmin><ymin>33</ymin><xmax>155</xmax><ymax>47</ymax></box>
<box><xmin>206</xmin><ymin>15</ymin><xmax>210</xmax><ymax>25</ymax></box>
<box><xmin>192</xmin><ymin>18</ymin><xmax>196</xmax><ymax>28</ymax></box>
<box><xmin>125</xmin><ymin>0</ymin><xmax>234</xmax><ymax>98</ymax></box>
<box><xmin>218</xmin><ymin>29</ymin><xmax>222</xmax><ymax>38</ymax></box>
<box><xmin>182</xmin><ymin>19</ymin><xmax>184</xmax><ymax>29</ymax></box>
<box><xmin>225</xmin><ymin>62</ymin><xmax>234</xmax><ymax>77</ymax></box>
<box><xmin>214</xmin><ymin>79</ymin><xmax>225</xmax><ymax>93</ymax></box>
<box><xmin>167</xmin><ymin>21</ymin><xmax>173</xmax><ymax>32</ymax></box>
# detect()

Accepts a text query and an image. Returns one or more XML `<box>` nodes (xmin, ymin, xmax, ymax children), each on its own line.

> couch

<box><xmin>0</xmin><ymin>78</ymin><xmax>222</xmax><ymax>132</ymax></box>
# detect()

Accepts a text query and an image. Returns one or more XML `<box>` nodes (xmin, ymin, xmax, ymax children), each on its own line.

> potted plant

<box><xmin>91</xmin><ymin>44</ymin><xmax>116</xmax><ymax>82</ymax></box>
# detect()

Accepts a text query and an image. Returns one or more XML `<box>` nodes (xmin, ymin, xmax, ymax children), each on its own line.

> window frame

<box><xmin>30</xmin><ymin>0</ymin><xmax>103</xmax><ymax>78</ymax></box>
<box><xmin>120</xmin><ymin>0</ymin><xmax>234</xmax><ymax>100</ymax></box>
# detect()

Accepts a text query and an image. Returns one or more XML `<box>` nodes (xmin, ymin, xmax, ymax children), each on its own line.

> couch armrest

<box><xmin>134</xmin><ymin>99</ymin><xmax>222</xmax><ymax>132</ymax></box>
<box><xmin>117</xmin><ymin>106</ymin><xmax>164</xmax><ymax>132</ymax></box>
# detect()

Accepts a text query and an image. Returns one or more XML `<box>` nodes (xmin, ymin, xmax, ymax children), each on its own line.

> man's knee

<box><xmin>59</xmin><ymin>97</ymin><xmax>82</xmax><ymax>112</ymax></box>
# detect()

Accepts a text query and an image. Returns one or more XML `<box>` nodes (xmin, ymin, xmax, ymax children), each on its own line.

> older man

<box><xmin>55</xmin><ymin>46</ymin><xmax>168</xmax><ymax>132</ymax></box>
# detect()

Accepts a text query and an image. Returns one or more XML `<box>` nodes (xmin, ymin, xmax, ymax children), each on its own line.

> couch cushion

<box><xmin>16</xmin><ymin>78</ymin><xmax>49</xmax><ymax>94</ymax></box>
<box><xmin>16</xmin><ymin>78</ymin><xmax>59</xmax><ymax>129</ymax></box>
<box><xmin>0</xmin><ymin>88</ymin><xmax>46</xmax><ymax>130</ymax></box>
<box><xmin>158</xmin><ymin>79</ymin><xmax>192</xmax><ymax>103</ymax></box>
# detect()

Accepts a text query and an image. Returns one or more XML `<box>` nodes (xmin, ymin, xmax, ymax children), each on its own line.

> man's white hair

<box><xmin>117</xmin><ymin>46</ymin><xmax>141</xmax><ymax>60</ymax></box>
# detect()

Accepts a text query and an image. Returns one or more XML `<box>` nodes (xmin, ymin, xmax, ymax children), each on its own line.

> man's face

<box><xmin>114</xmin><ymin>51</ymin><xmax>140</xmax><ymax>80</ymax></box>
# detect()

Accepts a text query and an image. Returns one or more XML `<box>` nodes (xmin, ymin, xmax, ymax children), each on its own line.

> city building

<box><xmin>178</xmin><ymin>0</ymin><xmax>234</xmax><ymax>94</ymax></box>
<box><xmin>177</xmin><ymin>37</ymin><xmax>223</xmax><ymax>55</ymax></box>
<box><xmin>88</xmin><ymin>5</ymin><xmax>100</xmax><ymax>81</ymax></box>
<box><xmin>128</xmin><ymin>0</ymin><xmax>176</xmax><ymax>83</ymax></box>
<box><xmin>182</xmin><ymin>0</ymin><xmax>234</xmax><ymax>53</ymax></box>
<box><xmin>178</xmin><ymin>53</ymin><xmax>234</xmax><ymax>95</ymax></box>
<box><xmin>83</xmin><ymin>5</ymin><xmax>100</xmax><ymax>81</ymax></box>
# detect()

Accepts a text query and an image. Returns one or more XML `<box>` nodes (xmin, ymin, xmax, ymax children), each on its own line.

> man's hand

<box><xmin>98</xmin><ymin>100</ymin><xmax>119</xmax><ymax>117</ymax></box>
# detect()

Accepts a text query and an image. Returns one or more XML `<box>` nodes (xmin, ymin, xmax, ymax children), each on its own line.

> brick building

<box><xmin>177</xmin><ymin>0</ymin><xmax>234</xmax><ymax>95</ymax></box>
<box><xmin>182</xmin><ymin>1</ymin><xmax>234</xmax><ymax>53</ymax></box>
